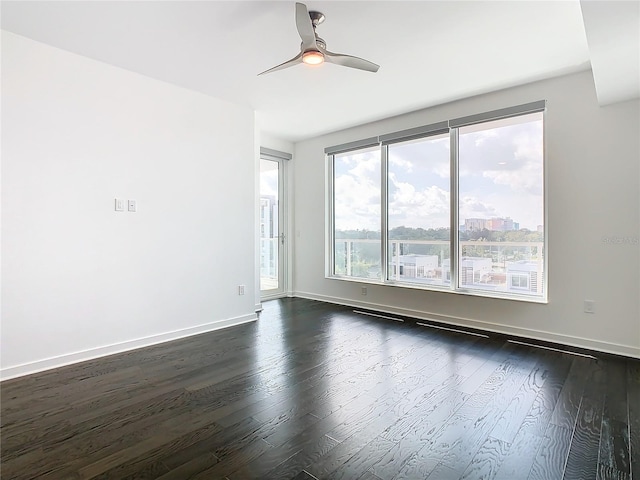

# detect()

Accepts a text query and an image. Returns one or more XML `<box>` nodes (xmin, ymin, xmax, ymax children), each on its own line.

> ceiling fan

<box><xmin>258</xmin><ymin>2</ymin><xmax>380</xmax><ymax>75</ymax></box>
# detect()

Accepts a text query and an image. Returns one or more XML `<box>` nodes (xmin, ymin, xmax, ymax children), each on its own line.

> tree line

<box><xmin>336</xmin><ymin>226</ymin><xmax>543</xmax><ymax>243</ymax></box>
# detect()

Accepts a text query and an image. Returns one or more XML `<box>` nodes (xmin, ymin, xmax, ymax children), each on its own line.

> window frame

<box><xmin>326</xmin><ymin>101</ymin><xmax>548</xmax><ymax>303</ymax></box>
<box><xmin>383</xmin><ymin>131</ymin><xmax>452</xmax><ymax>291</ymax></box>
<box><xmin>326</xmin><ymin>139</ymin><xmax>381</xmax><ymax>281</ymax></box>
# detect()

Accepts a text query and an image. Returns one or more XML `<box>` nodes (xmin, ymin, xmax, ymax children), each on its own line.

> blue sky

<box><xmin>335</xmin><ymin>112</ymin><xmax>544</xmax><ymax>232</ymax></box>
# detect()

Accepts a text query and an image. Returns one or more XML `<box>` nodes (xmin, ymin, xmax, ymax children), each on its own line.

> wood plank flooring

<box><xmin>1</xmin><ymin>297</ymin><xmax>639</xmax><ymax>479</ymax></box>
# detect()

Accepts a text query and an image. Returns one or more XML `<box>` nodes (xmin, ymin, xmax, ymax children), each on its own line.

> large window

<box><xmin>332</xmin><ymin>145</ymin><xmax>381</xmax><ymax>279</ymax></box>
<box><xmin>327</xmin><ymin>102</ymin><xmax>547</xmax><ymax>302</ymax></box>
<box><xmin>387</xmin><ymin>133</ymin><xmax>451</xmax><ymax>287</ymax></box>
<box><xmin>458</xmin><ymin>113</ymin><xmax>544</xmax><ymax>296</ymax></box>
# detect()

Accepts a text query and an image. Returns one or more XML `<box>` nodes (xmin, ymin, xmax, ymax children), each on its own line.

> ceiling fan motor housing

<box><xmin>308</xmin><ymin>11</ymin><xmax>325</xmax><ymax>26</ymax></box>
<box><xmin>304</xmin><ymin>37</ymin><xmax>326</xmax><ymax>51</ymax></box>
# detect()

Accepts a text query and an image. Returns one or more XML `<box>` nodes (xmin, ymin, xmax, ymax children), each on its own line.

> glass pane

<box><xmin>458</xmin><ymin>112</ymin><xmax>544</xmax><ymax>297</ymax></box>
<box><xmin>260</xmin><ymin>159</ymin><xmax>279</xmax><ymax>291</ymax></box>
<box><xmin>387</xmin><ymin>133</ymin><xmax>450</xmax><ymax>286</ymax></box>
<box><xmin>333</xmin><ymin>146</ymin><xmax>381</xmax><ymax>279</ymax></box>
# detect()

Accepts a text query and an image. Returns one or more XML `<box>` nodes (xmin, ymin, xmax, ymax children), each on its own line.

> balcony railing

<box><xmin>334</xmin><ymin>239</ymin><xmax>544</xmax><ymax>296</ymax></box>
<box><xmin>260</xmin><ymin>238</ymin><xmax>278</xmax><ymax>290</ymax></box>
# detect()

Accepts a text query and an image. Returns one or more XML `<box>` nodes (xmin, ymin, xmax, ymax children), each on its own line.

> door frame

<box><xmin>259</xmin><ymin>147</ymin><xmax>291</xmax><ymax>301</ymax></box>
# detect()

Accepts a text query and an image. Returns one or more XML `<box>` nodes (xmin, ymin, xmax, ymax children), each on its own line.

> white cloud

<box><xmin>431</xmin><ymin>159</ymin><xmax>450</xmax><ymax>178</ymax></box>
<box><xmin>334</xmin><ymin>164</ymin><xmax>380</xmax><ymax>231</ymax></box>
<box><xmin>348</xmin><ymin>156</ymin><xmax>378</xmax><ymax>177</ymax></box>
<box><xmin>388</xmin><ymin>177</ymin><xmax>450</xmax><ymax>228</ymax></box>
<box><xmin>482</xmin><ymin>161</ymin><xmax>542</xmax><ymax>194</ymax></box>
<box><xmin>481</xmin><ymin>129</ymin><xmax>543</xmax><ymax>194</ymax></box>
<box><xmin>459</xmin><ymin>120</ymin><xmax>542</xmax><ymax>187</ymax></box>
<box><xmin>459</xmin><ymin>195</ymin><xmax>500</xmax><ymax>220</ymax></box>
<box><xmin>389</xmin><ymin>155</ymin><xmax>413</xmax><ymax>173</ymax></box>
<box><xmin>389</xmin><ymin>137</ymin><xmax>449</xmax><ymax>179</ymax></box>
<box><xmin>473</xmin><ymin>129</ymin><xmax>499</xmax><ymax>147</ymax></box>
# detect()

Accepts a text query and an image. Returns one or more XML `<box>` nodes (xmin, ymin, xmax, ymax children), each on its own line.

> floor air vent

<box><xmin>416</xmin><ymin>322</ymin><xmax>489</xmax><ymax>338</ymax></box>
<box><xmin>507</xmin><ymin>339</ymin><xmax>597</xmax><ymax>359</ymax></box>
<box><xmin>353</xmin><ymin>310</ymin><xmax>404</xmax><ymax>322</ymax></box>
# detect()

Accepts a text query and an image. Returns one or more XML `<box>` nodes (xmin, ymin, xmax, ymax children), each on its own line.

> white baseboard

<box><xmin>0</xmin><ymin>313</ymin><xmax>257</xmax><ymax>381</ymax></box>
<box><xmin>294</xmin><ymin>291</ymin><xmax>640</xmax><ymax>359</ymax></box>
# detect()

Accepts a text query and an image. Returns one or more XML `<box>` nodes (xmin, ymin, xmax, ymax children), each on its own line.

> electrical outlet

<box><xmin>127</xmin><ymin>200</ymin><xmax>137</xmax><ymax>212</ymax></box>
<box><xmin>238</xmin><ymin>285</ymin><xmax>245</xmax><ymax>296</ymax></box>
<box><xmin>361</xmin><ymin>287</ymin><xmax>367</xmax><ymax>296</ymax></box>
<box><xmin>584</xmin><ymin>300</ymin><xmax>595</xmax><ymax>314</ymax></box>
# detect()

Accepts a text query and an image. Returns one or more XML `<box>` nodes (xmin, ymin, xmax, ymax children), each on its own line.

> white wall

<box><xmin>1</xmin><ymin>32</ymin><xmax>257</xmax><ymax>379</ymax></box>
<box><xmin>260</xmin><ymin>133</ymin><xmax>294</xmax><ymax>157</ymax></box>
<box><xmin>293</xmin><ymin>71</ymin><xmax>640</xmax><ymax>358</ymax></box>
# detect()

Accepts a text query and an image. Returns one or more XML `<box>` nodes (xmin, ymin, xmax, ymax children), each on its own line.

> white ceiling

<box><xmin>2</xmin><ymin>1</ymin><xmax>638</xmax><ymax>142</ymax></box>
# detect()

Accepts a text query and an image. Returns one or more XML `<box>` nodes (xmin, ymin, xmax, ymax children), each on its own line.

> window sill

<box><xmin>326</xmin><ymin>275</ymin><xmax>548</xmax><ymax>304</ymax></box>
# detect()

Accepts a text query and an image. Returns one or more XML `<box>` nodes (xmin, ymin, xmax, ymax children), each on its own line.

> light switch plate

<box><xmin>584</xmin><ymin>300</ymin><xmax>595</xmax><ymax>314</ymax></box>
<box><xmin>115</xmin><ymin>198</ymin><xmax>124</xmax><ymax>211</ymax></box>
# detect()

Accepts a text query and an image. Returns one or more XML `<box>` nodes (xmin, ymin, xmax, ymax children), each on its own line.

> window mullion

<box><xmin>450</xmin><ymin>128</ymin><xmax>459</xmax><ymax>291</ymax></box>
<box><xmin>326</xmin><ymin>154</ymin><xmax>335</xmax><ymax>277</ymax></box>
<box><xmin>381</xmin><ymin>144</ymin><xmax>389</xmax><ymax>283</ymax></box>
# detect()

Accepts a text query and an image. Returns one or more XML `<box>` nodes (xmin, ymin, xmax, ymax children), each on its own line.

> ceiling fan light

<box><xmin>302</xmin><ymin>50</ymin><xmax>324</xmax><ymax>65</ymax></box>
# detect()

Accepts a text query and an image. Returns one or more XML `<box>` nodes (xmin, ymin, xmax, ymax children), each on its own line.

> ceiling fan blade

<box><xmin>295</xmin><ymin>2</ymin><xmax>317</xmax><ymax>49</ymax></box>
<box><xmin>323</xmin><ymin>49</ymin><xmax>380</xmax><ymax>73</ymax></box>
<box><xmin>258</xmin><ymin>52</ymin><xmax>303</xmax><ymax>76</ymax></box>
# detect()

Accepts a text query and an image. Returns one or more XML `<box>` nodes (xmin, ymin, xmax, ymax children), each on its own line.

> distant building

<box><xmin>464</xmin><ymin>217</ymin><xmax>519</xmax><ymax>232</ymax></box>
<box><xmin>506</xmin><ymin>261</ymin><xmax>543</xmax><ymax>294</ymax></box>
<box><xmin>260</xmin><ymin>195</ymin><xmax>278</xmax><ymax>278</ymax></box>
<box><xmin>390</xmin><ymin>254</ymin><xmax>439</xmax><ymax>279</ymax></box>
<box><xmin>464</xmin><ymin>218</ymin><xmax>488</xmax><ymax>231</ymax></box>
<box><xmin>442</xmin><ymin>257</ymin><xmax>492</xmax><ymax>285</ymax></box>
<box><xmin>489</xmin><ymin>217</ymin><xmax>505</xmax><ymax>231</ymax></box>
<box><xmin>260</xmin><ymin>195</ymin><xmax>277</xmax><ymax>237</ymax></box>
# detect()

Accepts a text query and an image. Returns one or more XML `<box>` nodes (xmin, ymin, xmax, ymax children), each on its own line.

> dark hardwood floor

<box><xmin>1</xmin><ymin>297</ymin><xmax>639</xmax><ymax>479</ymax></box>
